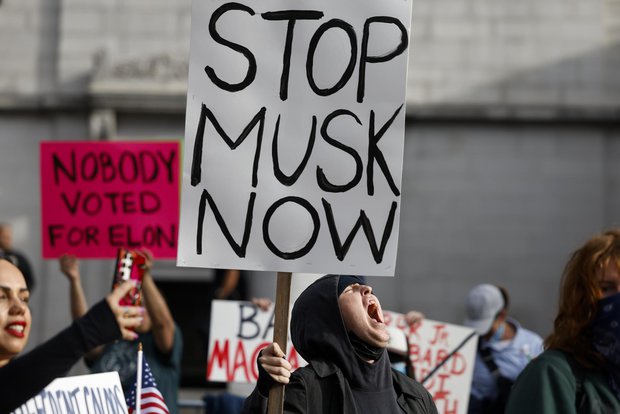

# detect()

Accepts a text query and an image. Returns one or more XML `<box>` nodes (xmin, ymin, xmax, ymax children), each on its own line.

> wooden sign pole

<box><xmin>267</xmin><ymin>271</ymin><xmax>293</xmax><ymax>414</ymax></box>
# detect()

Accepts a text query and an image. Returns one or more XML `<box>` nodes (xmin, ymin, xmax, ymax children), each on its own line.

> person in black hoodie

<box><xmin>242</xmin><ymin>274</ymin><xmax>438</xmax><ymax>414</ymax></box>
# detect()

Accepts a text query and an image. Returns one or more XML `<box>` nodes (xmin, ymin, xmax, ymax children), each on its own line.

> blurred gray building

<box><xmin>1</xmin><ymin>0</ymin><xmax>620</xmax><ymax>385</ymax></box>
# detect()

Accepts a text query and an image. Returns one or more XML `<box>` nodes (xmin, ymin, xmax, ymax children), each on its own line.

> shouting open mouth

<box><xmin>368</xmin><ymin>301</ymin><xmax>383</xmax><ymax>324</ymax></box>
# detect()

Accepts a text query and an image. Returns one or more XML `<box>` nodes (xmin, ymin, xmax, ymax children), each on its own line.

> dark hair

<box><xmin>496</xmin><ymin>285</ymin><xmax>510</xmax><ymax>310</ymax></box>
<box><xmin>0</xmin><ymin>251</ymin><xmax>18</xmax><ymax>266</ymax></box>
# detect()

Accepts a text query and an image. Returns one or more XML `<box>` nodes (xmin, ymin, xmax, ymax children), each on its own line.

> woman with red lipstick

<box><xmin>0</xmin><ymin>259</ymin><xmax>30</xmax><ymax>364</ymax></box>
<box><xmin>0</xmin><ymin>257</ymin><xmax>143</xmax><ymax>413</ymax></box>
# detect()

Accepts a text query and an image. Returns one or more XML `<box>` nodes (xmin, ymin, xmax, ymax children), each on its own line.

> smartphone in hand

<box><xmin>112</xmin><ymin>248</ymin><xmax>145</xmax><ymax>306</ymax></box>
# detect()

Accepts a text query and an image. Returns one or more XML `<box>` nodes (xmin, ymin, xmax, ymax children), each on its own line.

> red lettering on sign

<box><xmin>444</xmin><ymin>398</ymin><xmax>458</xmax><ymax>414</ymax></box>
<box><xmin>288</xmin><ymin>346</ymin><xmax>301</xmax><ymax>370</ymax></box>
<box><xmin>206</xmin><ymin>339</ymin><xmax>230</xmax><ymax>379</ymax></box>
<box><xmin>437</xmin><ymin>349</ymin><xmax>448</xmax><ymax>367</ymax></box>
<box><xmin>421</xmin><ymin>348</ymin><xmax>433</xmax><ymax>366</ymax></box>
<box><xmin>409</xmin><ymin>343</ymin><xmax>420</xmax><ymax>363</ymax></box>
<box><xmin>429</xmin><ymin>324</ymin><xmax>448</xmax><ymax>346</ymax></box>
<box><xmin>231</xmin><ymin>340</ymin><xmax>251</xmax><ymax>382</ymax></box>
<box><xmin>251</xmin><ymin>342</ymin><xmax>271</xmax><ymax>380</ymax></box>
<box><xmin>432</xmin><ymin>373</ymin><xmax>451</xmax><ymax>400</ymax></box>
<box><xmin>207</xmin><ymin>339</ymin><xmax>303</xmax><ymax>383</ymax></box>
<box><xmin>451</xmin><ymin>352</ymin><xmax>466</xmax><ymax>375</ymax></box>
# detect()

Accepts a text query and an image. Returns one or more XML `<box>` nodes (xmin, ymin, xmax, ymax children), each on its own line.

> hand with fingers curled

<box><xmin>59</xmin><ymin>253</ymin><xmax>80</xmax><ymax>282</ymax></box>
<box><xmin>105</xmin><ymin>281</ymin><xmax>145</xmax><ymax>341</ymax></box>
<box><xmin>405</xmin><ymin>310</ymin><xmax>425</xmax><ymax>326</ymax></box>
<box><xmin>259</xmin><ymin>342</ymin><xmax>292</xmax><ymax>384</ymax></box>
<box><xmin>251</xmin><ymin>297</ymin><xmax>273</xmax><ymax>312</ymax></box>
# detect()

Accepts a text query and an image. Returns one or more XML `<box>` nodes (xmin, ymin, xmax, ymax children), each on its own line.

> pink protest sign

<box><xmin>40</xmin><ymin>141</ymin><xmax>180</xmax><ymax>259</ymax></box>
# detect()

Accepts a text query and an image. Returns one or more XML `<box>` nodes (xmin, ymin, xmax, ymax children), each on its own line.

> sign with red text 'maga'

<box><xmin>384</xmin><ymin>311</ymin><xmax>478</xmax><ymax>414</ymax></box>
<box><xmin>41</xmin><ymin>141</ymin><xmax>180</xmax><ymax>258</ymax></box>
<box><xmin>178</xmin><ymin>0</ymin><xmax>413</xmax><ymax>276</ymax></box>
<box><xmin>207</xmin><ymin>300</ymin><xmax>306</xmax><ymax>383</ymax></box>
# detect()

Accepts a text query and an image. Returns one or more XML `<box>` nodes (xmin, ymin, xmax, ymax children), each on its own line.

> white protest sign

<box><xmin>178</xmin><ymin>0</ymin><xmax>413</xmax><ymax>276</ymax></box>
<box><xmin>384</xmin><ymin>311</ymin><xmax>478</xmax><ymax>414</ymax></box>
<box><xmin>12</xmin><ymin>372</ymin><xmax>127</xmax><ymax>414</ymax></box>
<box><xmin>207</xmin><ymin>300</ymin><xmax>306</xmax><ymax>383</ymax></box>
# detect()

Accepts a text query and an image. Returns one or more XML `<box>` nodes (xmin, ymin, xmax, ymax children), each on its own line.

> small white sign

<box><xmin>384</xmin><ymin>311</ymin><xmax>478</xmax><ymax>414</ymax></box>
<box><xmin>12</xmin><ymin>372</ymin><xmax>127</xmax><ymax>414</ymax></box>
<box><xmin>207</xmin><ymin>300</ymin><xmax>306</xmax><ymax>383</ymax></box>
<box><xmin>178</xmin><ymin>0</ymin><xmax>413</xmax><ymax>276</ymax></box>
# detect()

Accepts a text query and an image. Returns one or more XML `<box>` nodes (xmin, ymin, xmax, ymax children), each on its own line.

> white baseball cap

<box><xmin>463</xmin><ymin>284</ymin><xmax>504</xmax><ymax>335</ymax></box>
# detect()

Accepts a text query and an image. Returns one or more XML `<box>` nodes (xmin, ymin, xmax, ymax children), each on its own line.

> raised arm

<box><xmin>138</xmin><ymin>248</ymin><xmax>176</xmax><ymax>354</ymax></box>
<box><xmin>59</xmin><ymin>254</ymin><xmax>89</xmax><ymax>320</ymax></box>
<box><xmin>404</xmin><ymin>310</ymin><xmax>425</xmax><ymax>326</ymax></box>
<box><xmin>0</xmin><ymin>281</ymin><xmax>142</xmax><ymax>413</ymax></box>
<box><xmin>215</xmin><ymin>269</ymin><xmax>241</xmax><ymax>299</ymax></box>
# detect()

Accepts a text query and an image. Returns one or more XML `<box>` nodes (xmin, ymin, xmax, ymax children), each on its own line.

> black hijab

<box><xmin>291</xmin><ymin>274</ymin><xmax>401</xmax><ymax>413</ymax></box>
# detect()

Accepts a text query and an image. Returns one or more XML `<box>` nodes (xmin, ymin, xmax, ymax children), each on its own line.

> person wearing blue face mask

<box><xmin>506</xmin><ymin>230</ymin><xmax>620</xmax><ymax>414</ymax></box>
<box><xmin>464</xmin><ymin>283</ymin><xmax>543</xmax><ymax>414</ymax></box>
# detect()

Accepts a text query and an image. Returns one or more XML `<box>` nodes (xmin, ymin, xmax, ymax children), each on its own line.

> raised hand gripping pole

<box><xmin>267</xmin><ymin>272</ymin><xmax>292</xmax><ymax>414</ymax></box>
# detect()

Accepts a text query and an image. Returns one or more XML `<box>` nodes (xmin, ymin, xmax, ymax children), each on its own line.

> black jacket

<box><xmin>243</xmin><ymin>358</ymin><xmax>438</xmax><ymax>413</ymax></box>
<box><xmin>0</xmin><ymin>300</ymin><xmax>121</xmax><ymax>413</ymax></box>
<box><xmin>242</xmin><ymin>274</ymin><xmax>438</xmax><ymax>414</ymax></box>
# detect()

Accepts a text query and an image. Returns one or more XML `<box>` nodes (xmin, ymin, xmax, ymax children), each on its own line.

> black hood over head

<box><xmin>290</xmin><ymin>274</ymin><xmax>393</xmax><ymax>390</ymax></box>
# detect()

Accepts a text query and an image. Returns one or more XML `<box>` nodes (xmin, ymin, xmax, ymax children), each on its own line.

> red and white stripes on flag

<box><xmin>128</xmin><ymin>386</ymin><xmax>169</xmax><ymax>414</ymax></box>
<box><xmin>126</xmin><ymin>351</ymin><xmax>170</xmax><ymax>414</ymax></box>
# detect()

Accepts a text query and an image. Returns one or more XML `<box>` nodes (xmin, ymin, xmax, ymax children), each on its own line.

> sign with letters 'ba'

<box><xmin>207</xmin><ymin>300</ymin><xmax>306</xmax><ymax>383</ymax></box>
<box><xmin>12</xmin><ymin>372</ymin><xmax>127</xmax><ymax>414</ymax></box>
<box><xmin>178</xmin><ymin>0</ymin><xmax>413</xmax><ymax>275</ymax></box>
<box><xmin>384</xmin><ymin>311</ymin><xmax>478</xmax><ymax>414</ymax></box>
<box><xmin>41</xmin><ymin>141</ymin><xmax>180</xmax><ymax>259</ymax></box>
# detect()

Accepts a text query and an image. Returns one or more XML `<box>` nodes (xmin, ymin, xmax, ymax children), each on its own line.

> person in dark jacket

<box><xmin>0</xmin><ymin>257</ymin><xmax>143</xmax><ymax>413</ymax></box>
<box><xmin>242</xmin><ymin>274</ymin><xmax>438</xmax><ymax>414</ymax></box>
<box><xmin>505</xmin><ymin>229</ymin><xmax>620</xmax><ymax>413</ymax></box>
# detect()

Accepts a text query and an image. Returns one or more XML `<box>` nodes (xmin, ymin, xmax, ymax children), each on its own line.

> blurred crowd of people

<box><xmin>2</xmin><ymin>227</ymin><xmax>620</xmax><ymax>413</ymax></box>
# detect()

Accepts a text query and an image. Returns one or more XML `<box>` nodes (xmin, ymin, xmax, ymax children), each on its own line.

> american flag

<box><xmin>126</xmin><ymin>355</ymin><xmax>170</xmax><ymax>414</ymax></box>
